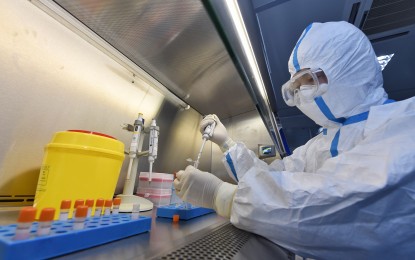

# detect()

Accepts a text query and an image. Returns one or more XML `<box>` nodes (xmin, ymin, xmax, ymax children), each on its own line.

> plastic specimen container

<box><xmin>14</xmin><ymin>207</ymin><xmax>37</xmax><ymax>240</ymax></box>
<box><xmin>112</xmin><ymin>198</ymin><xmax>121</xmax><ymax>215</ymax></box>
<box><xmin>59</xmin><ymin>200</ymin><xmax>71</xmax><ymax>221</ymax></box>
<box><xmin>37</xmin><ymin>208</ymin><xmax>55</xmax><ymax>236</ymax></box>
<box><xmin>94</xmin><ymin>198</ymin><xmax>104</xmax><ymax>217</ymax></box>
<box><xmin>73</xmin><ymin>205</ymin><xmax>88</xmax><ymax>230</ymax></box>
<box><xmin>103</xmin><ymin>199</ymin><xmax>112</xmax><ymax>216</ymax></box>
<box><xmin>85</xmin><ymin>199</ymin><xmax>94</xmax><ymax>217</ymax></box>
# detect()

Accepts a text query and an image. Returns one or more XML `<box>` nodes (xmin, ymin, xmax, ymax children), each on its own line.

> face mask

<box><xmin>294</xmin><ymin>85</ymin><xmax>317</xmax><ymax>106</ymax></box>
<box><xmin>296</xmin><ymin>97</ymin><xmax>340</xmax><ymax>128</ymax></box>
<box><xmin>284</xmin><ymin>82</ymin><xmax>329</xmax><ymax>107</ymax></box>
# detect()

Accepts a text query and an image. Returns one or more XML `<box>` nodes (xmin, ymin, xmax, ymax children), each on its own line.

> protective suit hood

<box><xmin>288</xmin><ymin>21</ymin><xmax>387</xmax><ymax>123</ymax></box>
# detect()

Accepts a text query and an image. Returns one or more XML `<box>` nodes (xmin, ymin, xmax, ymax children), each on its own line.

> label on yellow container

<box><xmin>36</xmin><ymin>165</ymin><xmax>50</xmax><ymax>192</ymax></box>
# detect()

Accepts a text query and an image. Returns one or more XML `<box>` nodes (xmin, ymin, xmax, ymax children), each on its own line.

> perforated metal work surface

<box><xmin>157</xmin><ymin>223</ymin><xmax>251</xmax><ymax>260</ymax></box>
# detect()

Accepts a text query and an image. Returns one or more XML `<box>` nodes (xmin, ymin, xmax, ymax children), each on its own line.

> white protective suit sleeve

<box><xmin>223</xmin><ymin>139</ymin><xmax>315</xmax><ymax>183</ymax></box>
<box><xmin>223</xmin><ymin>98</ymin><xmax>415</xmax><ymax>260</ymax></box>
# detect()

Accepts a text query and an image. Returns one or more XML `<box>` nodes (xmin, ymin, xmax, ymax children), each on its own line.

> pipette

<box><xmin>194</xmin><ymin>121</ymin><xmax>216</xmax><ymax>169</ymax></box>
<box><xmin>148</xmin><ymin>119</ymin><xmax>159</xmax><ymax>183</ymax></box>
<box><xmin>126</xmin><ymin>113</ymin><xmax>144</xmax><ymax>180</ymax></box>
<box><xmin>182</xmin><ymin>121</ymin><xmax>216</xmax><ymax>210</ymax></box>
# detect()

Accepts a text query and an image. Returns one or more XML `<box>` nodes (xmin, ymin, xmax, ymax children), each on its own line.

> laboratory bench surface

<box><xmin>0</xmin><ymin>207</ymin><xmax>293</xmax><ymax>260</ymax></box>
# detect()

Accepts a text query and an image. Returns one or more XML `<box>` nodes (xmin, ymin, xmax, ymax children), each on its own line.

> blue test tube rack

<box><xmin>156</xmin><ymin>204</ymin><xmax>215</xmax><ymax>220</ymax></box>
<box><xmin>0</xmin><ymin>214</ymin><xmax>151</xmax><ymax>260</ymax></box>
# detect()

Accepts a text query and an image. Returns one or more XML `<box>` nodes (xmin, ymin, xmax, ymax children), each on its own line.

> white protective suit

<box><xmin>223</xmin><ymin>22</ymin><xmax>415</xmax><ymax>259</ymax></box>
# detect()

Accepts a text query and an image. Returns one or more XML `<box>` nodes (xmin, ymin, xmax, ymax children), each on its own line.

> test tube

<box><xmin>73</xmin><ymin>205</ymin><xmax>88</xmax><ymax>230</ymax></box>
<box><xmin>131</xmin><ymin>203</ymin><xmax>140</xmax><ymax>220</ymax></box>
<box><xmin>94</xmin><ymin>198</ymin><xmax>104</xmax><ymax>217</ymax></box>
<box><xmin>112</xmin><ymin>198</ymin><xmax>121</xmax><ymax>215</ymax></box>
<box><xmin>37</xmin><ymin>208</ymin><xmax>55</xmax><ymax>236</ymax></box>
<box><xmin>73</xmin><ymin>199</ymin><xmax>84</xmax><ymax>217</ymax></box>
<box><xmin>59</xmin><ymin>200</ymin><xmax>71</xmax><ymax>221</ymax></box>
<box><xmin>103</xmin><ymin>199</ymin><xmax>112</xmax><ymax>216</ymax></box>
<box><xmin>85</xmin><ymin>199</ymin><xmax>94</xmax><ymax>218</ymax></box>
<box><xmin>14</xmin><ymin>207</ymin><xmax>37</xmax><ymax>240</ymax></box>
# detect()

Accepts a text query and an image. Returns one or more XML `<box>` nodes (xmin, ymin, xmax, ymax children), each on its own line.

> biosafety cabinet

<box><xmin>1</xmin><ymin>0</ymin><xmax>415</xmax><ymax>207</ymax></box>
<box><xmin>1</xmin><ymin>0</ymin><xmax>273</xmax><ymax>206</ymax></box>
<box><xmin>1</xmin><ymin>0</ymin><xmax>415</xmax><ymax>259</ymax></box>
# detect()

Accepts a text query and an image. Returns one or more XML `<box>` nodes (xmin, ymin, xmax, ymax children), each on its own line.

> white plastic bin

<box><xmin>137</xmin><ymin>187</ymin><xmax>172</xmax><ymax>196</ymax></box>
<box><xmin>138</xmin><ymin>172</ymin><xmax>173</xmax><ymax>189</ymax></box>
<box><xmin>137</xmin><ymin>172</ymin><xmax>174</xmax><ymax>206</ymax></box>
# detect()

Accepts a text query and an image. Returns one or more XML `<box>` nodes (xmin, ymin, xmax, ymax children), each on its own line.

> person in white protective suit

<box><xmin>174</xmin><ymin>21</ymin><xmax>415</xmax><ymax>259</ymax></box>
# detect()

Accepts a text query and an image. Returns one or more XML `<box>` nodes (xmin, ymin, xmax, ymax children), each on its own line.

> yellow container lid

<box><xmin>47</xmin><ymin>130</ymin><xmax>124</xmax><ymax>158</ymax></box>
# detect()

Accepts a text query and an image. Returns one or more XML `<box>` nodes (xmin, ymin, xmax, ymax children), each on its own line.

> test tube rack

<box><xmin>0</xmin><ymin>215</ymin><xmax>151</xmax><ymax>260</ymax></box>
<box><xmin>156</xmin><ymin>204</ymin><xmax>215</xmax><ymax>220</ymax></box>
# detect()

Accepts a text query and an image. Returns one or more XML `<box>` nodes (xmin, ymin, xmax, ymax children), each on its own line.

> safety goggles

<box><xmin>281</xmin><ymin>68</ymin><xmax>327</xmax><ymax>106</ymax></box>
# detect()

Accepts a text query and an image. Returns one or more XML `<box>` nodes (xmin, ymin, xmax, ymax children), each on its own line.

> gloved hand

<box><xmin>200</xmin><ymin>114</ymin><xmax>236</xmax><ymax>152</ymax></box>
<box><xmin>174</xmin><ymin>165</ymin><xmax>237</xmax><ymax>218</ymax></box>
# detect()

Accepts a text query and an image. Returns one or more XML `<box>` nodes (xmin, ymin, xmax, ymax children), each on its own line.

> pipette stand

<box><xmin>156</xmin><ymin>204</ymin><xmax>215</xmax><ymax>220</ymax></box>
<box><xmin>118</xmin><ymin>151</ymin><xmax>153</xmax><ymax>212</ymax></box>
<box><xmin>0</xmin><ymin>214</ymin><xmax>151</xmax><ymax>260</ymax></box>
<box><xmin>117</xmin><ymin>194</ymin><xmax>153</xmax><ymax>212</ymax></box>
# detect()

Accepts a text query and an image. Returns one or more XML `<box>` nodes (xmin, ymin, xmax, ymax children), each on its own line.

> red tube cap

<box><xmin>17</xmin><ymin>207</ymin><xmax>37</xmax><ymax>223</ymax></box>
<box><xmin>60</xmin><ymin>200</ymin><xmax>71</xmax><ymax>210</ymax></box>
<box><xmin>39</xmin><ymin>208</ymin><xmax>56</xmax><ymax>222</ymax></box>
<box><xmin>75</xmin><ymin>205</ymin><xmax>88</xmax><ymax>218</ymax></box>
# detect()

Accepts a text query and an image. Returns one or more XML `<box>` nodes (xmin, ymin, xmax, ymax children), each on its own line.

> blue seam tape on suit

<box><xmin>330</xmin><ymin>130</ymin><xmax>340</xmax><ymax>157</ymax></box>
<box><xmin>225</xmin><ymin>153</ymin><xmax>238</xmax><ymax>182</ymax></box>
<box><xmin>292</xmin><ymin>23</ymin><xmax>313</xmax><ymax>72</ymax></box>
<box><xmin>315</xmin><ymin>96</ymin><xmax>345</xmax><ymax>123</ymax></box>
<box><xmin>329</xmin><ymin>99</ymin><xmax>395</xmax><ymax>156</ymax></box>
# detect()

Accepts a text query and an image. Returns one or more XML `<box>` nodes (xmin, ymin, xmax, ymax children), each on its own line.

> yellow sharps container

<box><xmin>34</xmin><ymin>130</ymin><xmax>125</xmax><ymax>219</ymax></box>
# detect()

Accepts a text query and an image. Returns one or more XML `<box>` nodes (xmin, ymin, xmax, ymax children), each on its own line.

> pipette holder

<box><xmin>119</xmin><ymin>116</ymin><xmax>158</xmax><ymax>212</ymax></box>
<box><xmin>119</xmin><ymin>143</ymin><xmax>153</xmax><ymax>212</ymax></box>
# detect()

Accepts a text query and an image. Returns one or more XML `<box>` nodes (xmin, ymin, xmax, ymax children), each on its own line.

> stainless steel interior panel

<box><xmin>52</xmin><ymin>0</ymin><xmax>257</xmax><ymax>119</ymax></box>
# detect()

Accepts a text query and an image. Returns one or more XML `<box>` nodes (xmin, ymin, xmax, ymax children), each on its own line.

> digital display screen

<box><xmin>258</xmin><ymin>144</ymin><xmax>276</xmax><ymax>159</ymax></box>
<box><xmin>262</xmin><ymin>146</ymin><xmax>273</xmax><ymax>155</ymax></box>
